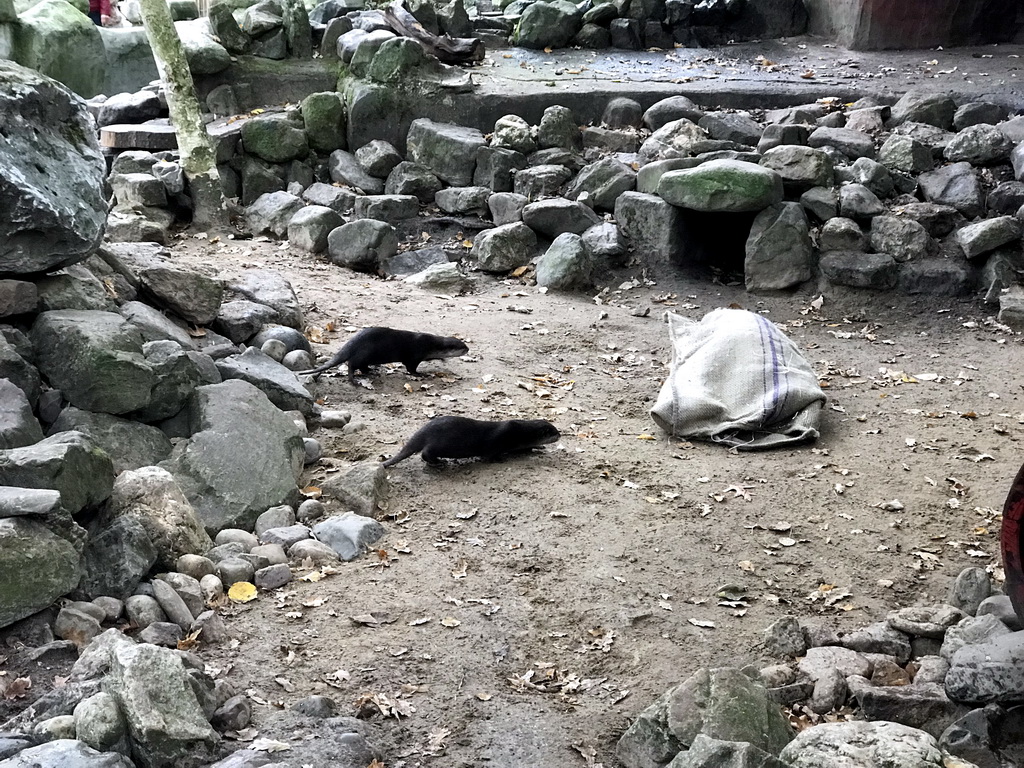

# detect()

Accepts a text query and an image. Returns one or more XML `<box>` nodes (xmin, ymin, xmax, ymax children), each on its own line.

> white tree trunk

<box><xmin>138</xmin><ymin>0</ymin><xmax>226</xmax><ymax>229</ymax></box>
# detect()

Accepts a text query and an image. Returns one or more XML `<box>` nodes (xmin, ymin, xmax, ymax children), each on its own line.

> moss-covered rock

<box><xmin>658</xmin><ymin>159</ymin><xmax>784</xmax><ymax>213</ymax></box>
<box><xmin>300</xmin><ymin>91</ymin><xmax>346</xmax><ymax>153</ymax></box>
<box><xmin>241</xmin><ymin>113</ymin><xmax>310</xmax><ymax>163</ymax></box>
<box><xmin>13</xmin><ymin>0</ymin><xmax>106</xmax><ymax>97</ymax></box>
<box><xmin>366</xmin><ymin>36</ymin><xmax>428</xmax><ymax>83</ymax></box>
<box><xmin>0</xmin><ymin>517</ymin><xmax>83</xmax><ymax>628</ymax></box>
<box><xmin>514</xmin><ymin>0</ymin><xmax>582</xmax><ymax>48</ymax></box>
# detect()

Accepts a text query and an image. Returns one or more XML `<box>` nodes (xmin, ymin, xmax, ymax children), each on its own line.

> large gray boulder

<box><xmin>807</xmin><ymin>126</ymin><xmax>875</xmax><ymax>159</ymax></box>
<box><xmin>406</xmin><ymin>118</ymin><xmax>486</xmax><ymax>186</ymax></box>
<box><xmin>889</xmin><ymin>91</ymin><xmax>956</xmax><ymax>130</ymax></box>
<box><xmin>161</xmin><ymin>380</ymin><xmax>304</xmax><ymax>535</ymax></box>
<box><xmin>117</xmin><ymin>255</ymin><xmax>224</xmax><ymax>327</ymax></box>
<box><xmin>758</xmin><ymin>145</ymin><xmax>834</xmax><ymax>190</ymax></box>
<box><xmin>536</xmin><ymin>233</ymin><xmax>593</xmax><ymax>291</ymax></box>
<box><xmin>668</xmin><ymin>735</ymin><xmax>787</xmax><ymax>768</ymax></box>
<box><xmin>944</xmin><ymin>124</ymin><xmax>1014</xmax><ymax>165</ymax></box>
<box><xmin>514</xmin><ymin>0</ymin><xmax>582</xmax><ymax>49</ymax></box>
<box><xmin>326</xmin><ymin>219</ymin><xmax>399</xmax><ymax>272</ymax></box>
<box><xmin>658</xmin><ymin>160</ymin><xmax>783</xmax><ymax>213</ymax></box>
<box><xmin>227</xmin><ymin>269</ymin><xmax>304</xmax><ymax>331</ymax></box>
<box><xmin>240</xmin><ymin>114</ymin><xmax>310</xmax><ymax>164</ymax></box>
<box><xmin>617</xmin><ymin>667</ymin><xmax>793</xmax><ymax>768</ymax></box>
<box><xmin>0</xmin><ymin>431</ymin><xmax>113</xmax><ymax>516</ymax></box>
<box><xmin>0</xmin><ymin>378</ymin><xmax>44</xmax><ymax>450</ymax></box>
<box><xmin>0</xmin><ymin>517</ymin><xmax>82</xmax><ymax>629</ymax></box>
<box><xmin>878</xmin><ymin>134</ymin><xmax>935</xmax><ymax>174</ymax></box>
<box><xmin>0</xmin><ymin>739</ymin><xmax>134</xmax><ymax>767</ymax></box>
<box><xmin>820</xmin><ymin>251</ymin><xmax>898</xmax><ymax>289</ymax></box>
<box><xmin>311</xmin><ymin>512</ymin><xmax>385</xmax><ymax>561</ymax></box>
<box><xmin>176</xmin><ymin>17</ymin><xmax>232</xmax><ymax>75</ymax></box>
<box><xmin>639</xmin><ymin>118</ymin><xmax>707</xmax><ymax>159</ymax></box>
<box><xmin>955</xmin><ymin>216</ymin><xmax>1022</xmax><ymax>260</ymax></box>
<box><xmin>869</xmin><ymin>215</ymin><xmax>933</xmax><ymax>263</ymax></box>
<box><xmin>9</xmin><ymin>0</ymin><xmax>105</xmax><ymax>97</ymax></box>
<box><xmin>100</xmin><ymin>466</ymin><xmax>212</xmax><ymax>570</ymax></box>
<box><xmin>564</xmin><ymin>158</ymin><xmax>637</xmax><ymax>210</ymax></box>
<box><xmin>0</xmin><ymin>61</ymin><xmax>106</xmax><ymax>276</ymax></box>
<box><xmin>744</xmin><ymin>202</ymin><xmax>813</xmax><ymax>291</ymax></box>
<box><xmin>945</xmin><ymin>630</ymin><xmax>1024</xmax><ymax>705</ymax></box>
<box><xmin>472</xmin><ymin>222</ymin><xmax>537</xmax><ymax>273</ymax></box>
<box><xmin>614</xmin><ymin>191</ymin><xmax>684</xmax><ymax>264</ymax></box>
<box><xmin>49</xmin><ymin>407</ymin><xmax>172</xmax><ymax>474</ymax></box>
<box><xmin>329</xmin><ymin>149</ymin><xmax>384</xmax><ymax>194</ymax></box>
<box><xmin>215</xmin><ymin>347</ymin><xmax>316</xmax><ymax>417</ymax></box>
<box><xmin>245</xmin><ymin>191</ymin><xmax>305</xmax><ymax>238</ymax></box>
<box><xmin>287</xmin><ymin>205</ymin><xmax>344</xmax><ymax>253</ymax></box>
<box><xmin>779</xmin><ymin>721</ymin><xmax>953</xmax><ymax>768</ymax></box>
<box><xmin>301</xmin><ymin>93</ymin><xmax>347</xmax><ymax>154</ymax></box>
<box><xmin>105</xmin><ymin>643</ymin><xmax>218</xmax><ymax>767</ymax></box>
<box><xmin>538</xmin><ymin>105</ymin><xmax>580</xmax><ymax>150</ymax></box>
<box><xmin>522</xmin><ymin>198</ymin><xmax>602</xmax><ymax>238</ymax></box>
<box><xmin>0</xmin><ymin>335</ymin><xmax>41</xmax><ymax>408</ymax></box>
<box><xmin>513</xmin><ymin>164</ymin><xmax>573</xmax><ymax>199</ymax></box>
<box><xmin>918</xmin><ymin>162</ymin><xmax>984</xmax><ymax>218</ymax></box>
<box><xmin>81</xmin><ymin>515</ymin><xmax>158</xmax><ymax>600</ymax></box>
<box><xmin>30</xmin><ymin>310</ymin><xmax>156</xmax><ymax>415</ymax></box>
<box><xmin>131</xmin><ymin>342</ymin><xmax>205</xmax><ymax>423</ymax></box>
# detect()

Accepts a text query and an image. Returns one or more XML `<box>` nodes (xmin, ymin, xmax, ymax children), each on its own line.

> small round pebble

<box><xmin>68</xmin><ymin>601</ymin><xmax>107</xmax><ymax>623</ymax></box>
<box><xmin>319</xmin><ymin>410</ymin><xmax>352</xmax><ymax>429</ymax></box>
<box><xmin>297</xmin><ymin>498</ymin><xmax>326</xmax><ymax>524</ymax></box>
<box><xmin>261</xmin><ymin>339</ymin><xmax>288</xmax><ymax>362</ymax></box>
<box><xmin>34</xmin><ymin>715</ymin><xmax>76</xmax><ymax>740</ymax></box>
<box><xmin>200</xmin><ymin>574</ymin><xmax>224</xmax><ymax>604</ymax></box>
<box><xmin>91</xmin><ymin>596</ymin><xmax>124</xmax><ymax>623</ymax></box>
<box><xmin>288</xmin><ymin>539</ymin><xmax>340</xmax><ymax>564</ymax></box>
<box><xmin>177</xmin><ymin>554</ymin><xmax>216</xmax><ymax>581</ymax></box>
<box><xmin>214</xmin><ymin>529</ymin><xmax>258</xmax><ymax>551</ymax></box>
<box><xmin>283</xmin><ymin>410</ymin><xmax>308</xmax><ymax>436</ymax></box>
<box><xmin>255</xmin><ymin>563</ymin><xmax>293</xmax><ymax>590</ymax></box>
<box><xmin>212</xmin><ymin>694</ymin><xmax>252</xmax><ymax>732</ymax></box>
<box><xmin>125</xmin><ymin>595</ymin><xmax>166</xmax><ymax>629</ymax></box>
<box><xmin>206</xmin><ymin>542</ymin><xmax>248</xmax><ymax>563</ymax></box>
<box><xmin>138</xmin><ymin>621</ymin><xmax>184</xmax><ymax>647</ymax></box>
<box><xmin>250</xmin><ymin>543</ymin><xmax>288</xmax><ymax>566</ymax></box>
<box><xmin>303</xmin><ymin>437</ymin><xmax>322</xmax><ymax>465</ymax></box>
<box><xmin>192</xmin><ymin>610</ymin><xmax>229</xmax><ymax>644</ymax></box>
<box><xmin>342</xmin><ymin>420</ymin><xmax>367</xmax><ymax>434</ymax></box>
<box><xmin>290</xmin><ymin>695</ymin><xmax>336</xmax><ymax>718</ymax></box>
<box><xmin>255</xmin><ymin>505</ymin><xmax>296</xmax><ymax>537</ymax></box>
<box><xmin>217</xmin><ymin>557</ymin><xmax>256</xmax><ymax>586</ymax></box>
<box><xmin>283</xmin><ymin>350</ymin><xmax>314</xmax><ymax>370</ymax></box>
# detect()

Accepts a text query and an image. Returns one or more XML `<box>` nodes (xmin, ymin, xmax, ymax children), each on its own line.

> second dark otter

<box><xmin>300</xmin><ymin>327</ymin><xmax>468</xmax><ymax>384</ymax></box>
<box><xmin>382</xmin><ymin>416</ymin><xmax>561</xmax><ymax>467</ymax></box>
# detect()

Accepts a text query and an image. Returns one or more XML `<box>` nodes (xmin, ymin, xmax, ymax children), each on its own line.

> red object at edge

<box><xmin>1001</xmin><ymin>461</ymin><xmax>1024</xmax><ymax>625</ymax></box>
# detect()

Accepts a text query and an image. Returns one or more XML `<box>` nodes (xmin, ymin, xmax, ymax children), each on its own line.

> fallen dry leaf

<box><xmin>227</xmin><ymin>582</ymin><xmax>257</xmax><ymax>603</ymax></box>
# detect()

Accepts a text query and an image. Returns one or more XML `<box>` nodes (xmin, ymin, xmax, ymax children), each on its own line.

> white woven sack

<box><xmin>650</xmin><ymin>308</ymin><xmax>826</xmax><ymax>450</ymax></box>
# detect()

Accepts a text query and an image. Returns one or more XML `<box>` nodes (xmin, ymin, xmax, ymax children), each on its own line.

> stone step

<box><xmin>100</xmin><ymin>120</ymin><xmax>178</xmax><ymax>150</ymax></box>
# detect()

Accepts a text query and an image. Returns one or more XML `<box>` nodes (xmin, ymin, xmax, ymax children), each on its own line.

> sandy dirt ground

<box><xmin>162</xmin><ymin>230</ymin><xmax>1020</xmax><ymax>767</ymax></box>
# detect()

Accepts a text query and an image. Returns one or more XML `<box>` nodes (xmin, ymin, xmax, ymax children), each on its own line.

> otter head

<box><xmin>429</xmin><ymin>336</ymin><xmax>470</xmax><ymax>360</ymax></box>
<box><xmin>524</xmin><ymin>420</ymin><xmax>561</xmax><ymax>445</ymax></box>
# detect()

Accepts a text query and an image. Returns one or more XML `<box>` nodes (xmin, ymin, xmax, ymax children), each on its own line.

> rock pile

<box><xmin>0</xmin><ymin>61</ymin><xmax>395</xmax><ymax>767</ymax></box>
<box><xmin>112</xmin><ymin>88</ymin><xmax>1020</xmax><ymax>311</ymax></box>
<box><xmin>509</xmin><ymin>0</ymin><xmax>808</xmax><ymax>50</ymax></box>
<box><xmin>616</xmin><ymin>565</ymin><xmax>1024</xmax><ymax>768</ymax></box>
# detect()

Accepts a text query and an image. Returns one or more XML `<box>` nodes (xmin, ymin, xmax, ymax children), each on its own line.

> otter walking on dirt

<box><xmin>382</xmin><ymin>416</ymin><xmax>561</xmax><ymax>467</ymax></box>
<box><xmin>300</xmin><ymin>327</ymin><xmax>468</xmax><ymax>384</ymax></box>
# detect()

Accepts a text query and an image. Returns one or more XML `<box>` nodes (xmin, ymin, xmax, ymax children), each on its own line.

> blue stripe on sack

<box><xmin>756</xmin><ymin>314</ymin><xmax>789</xmax><ymax>424</ymax></box>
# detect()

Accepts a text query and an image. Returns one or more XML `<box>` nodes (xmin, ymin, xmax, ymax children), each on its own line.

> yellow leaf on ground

<box><xmin>228</xmin><ymin>582</ymin><xmax>258</xmax><ymax>603</ymax></box>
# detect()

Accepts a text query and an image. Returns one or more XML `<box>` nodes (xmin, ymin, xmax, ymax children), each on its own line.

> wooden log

<box><xmin>384</xmin><ymin>0</ymin><xmax>485</xmax><ymax>64</ymax></box>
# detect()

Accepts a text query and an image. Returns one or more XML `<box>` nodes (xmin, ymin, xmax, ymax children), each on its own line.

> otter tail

<box><xmin>298</xmin><ymin>348</ymin><xmax>350</xmax><ymax>378</ymax></box>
